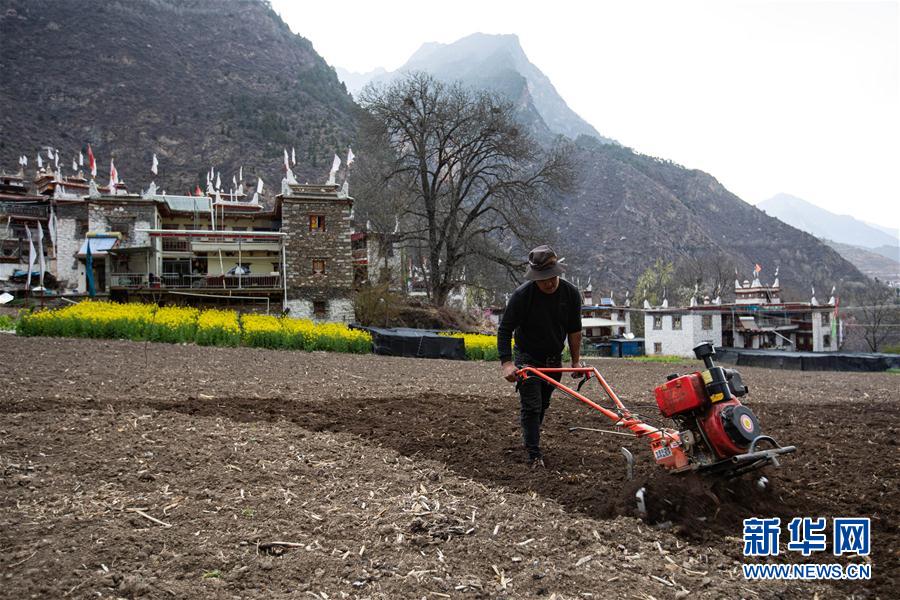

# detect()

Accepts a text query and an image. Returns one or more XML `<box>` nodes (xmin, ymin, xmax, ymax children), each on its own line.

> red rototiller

<box><xmin>516</xmin><ymin>342</ymin><xmax>796</xmax><ymax>478</ymax></box>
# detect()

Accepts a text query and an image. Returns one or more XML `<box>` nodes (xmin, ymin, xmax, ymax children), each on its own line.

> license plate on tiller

<box><xmin>654</xmin><ymin>446</ymin><xmax>673</xmax><ymax>460</ymax></box>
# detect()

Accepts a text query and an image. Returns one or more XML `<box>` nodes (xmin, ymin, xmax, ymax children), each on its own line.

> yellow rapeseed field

<box><xmin>18</xmin><ymin>301</ymin><xmax>373</xmax><ymax>355</ymax></box>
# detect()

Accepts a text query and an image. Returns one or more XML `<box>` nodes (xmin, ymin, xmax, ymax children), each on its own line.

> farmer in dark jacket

<box><xmin>497</xmin><ymin>245</ymin><xmax>583</xmax><ymax>468</ymax></box>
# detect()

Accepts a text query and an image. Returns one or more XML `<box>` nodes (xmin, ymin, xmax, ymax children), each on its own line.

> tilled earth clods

<box><xmin>1</xmin><ymin>336</ymin><xmax>896</xmax><ymax>598</ymax></box>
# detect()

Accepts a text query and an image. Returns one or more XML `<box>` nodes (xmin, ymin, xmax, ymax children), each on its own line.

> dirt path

<box><xmin>1</xmin><ymin>336</ymin><xmax>896</xmax><ymax>598</ymax></box>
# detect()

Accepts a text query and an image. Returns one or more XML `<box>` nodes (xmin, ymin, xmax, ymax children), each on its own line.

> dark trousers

<box><xmin>515</xmin><ymin>350</ymin><xmax>562</xmax><ymax>459</ymax></box>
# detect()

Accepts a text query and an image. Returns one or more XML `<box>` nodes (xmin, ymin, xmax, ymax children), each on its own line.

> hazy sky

<box><xmin>271</xmin><ymin>0</ymin><xmax>899</xmax><ymax>228</ymax></box>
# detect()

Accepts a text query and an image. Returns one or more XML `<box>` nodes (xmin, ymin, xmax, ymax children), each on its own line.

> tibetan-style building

<box><xmin>643</xmin><ymin>272</ymin><xmax>839</xmax><ymax>357</ymax></box>
<box><xmin>0</xmin><ymin>164</ymin><xmax>358</xmax><ymax>323</ymax></box>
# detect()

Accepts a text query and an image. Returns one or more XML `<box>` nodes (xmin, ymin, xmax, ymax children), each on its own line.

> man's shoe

<box><xmin>528</xmin><ymin>456</ymin><xmax>545</xmax><ymax>469</ymax></box>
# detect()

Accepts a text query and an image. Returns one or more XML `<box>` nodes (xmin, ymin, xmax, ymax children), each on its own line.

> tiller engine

<box><xmin>516</xmin><ymin>342</ymin><xmax>795</xmax><ymax>478</ymax></box>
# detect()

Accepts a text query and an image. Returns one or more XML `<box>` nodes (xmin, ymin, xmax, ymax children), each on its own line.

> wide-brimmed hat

<box><xmin>524</xmin><ymin>245</ymin><xmax>565</xmax><ymax>281</ymax></box>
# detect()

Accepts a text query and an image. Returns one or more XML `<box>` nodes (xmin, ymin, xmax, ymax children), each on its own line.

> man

<box><xmin>497</xmin><ymin>245</ymin><xmax>583</xmax><ymax>468</ymax></box>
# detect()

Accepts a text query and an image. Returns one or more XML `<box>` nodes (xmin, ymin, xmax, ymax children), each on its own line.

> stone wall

<box><xmin>87</xmin><ymin>199</ymin><xmax>156</xmax><ymax>247</ymax></box>
<box><xmin>281</xmin><ymin>186</ymin><xmax>355</xmax><ymax>322</ymax></box>
<box><xmin>55</xmin><ymin>204</ymin><xmax>88</xmax><ymax>291</ymax></box>
<box><xmin>285</xmin><ymin>297</ymin><xmax>355</xmax><ymax>323</ymax></box>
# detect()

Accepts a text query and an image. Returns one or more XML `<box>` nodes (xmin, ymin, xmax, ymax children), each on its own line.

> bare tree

<box><xmin>673</xmin><ymin>252</ymin><xmax>737</xmax><ymax>302</ymax></box>
<box><xmin>357</xmin><ymin>73</ymin><xmax>573</xmax><ymax>306</ymax></box>
<box><xmin>855</xmin><ymin>279</ymin><xmax>900</xmax><ymax>352</ymax></box>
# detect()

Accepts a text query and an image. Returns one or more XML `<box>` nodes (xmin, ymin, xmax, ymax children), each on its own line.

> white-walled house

<box><xmin>581</xmin><ymin>286</ymin><xmax>632</xmax><ymax>342</ymax></box>
<box><xmin>644</xmin><ymin>274</ymin><xmax>839</xmax><ymax>357</ymax></box>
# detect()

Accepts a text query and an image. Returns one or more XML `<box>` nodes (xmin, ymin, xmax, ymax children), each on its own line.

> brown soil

<box><xmin>1</xmin><ymin>336</ymin><xmax>896</xmax><ymax>598</ymax></box>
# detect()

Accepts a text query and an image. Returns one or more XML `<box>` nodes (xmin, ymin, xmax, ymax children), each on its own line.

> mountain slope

<box><xmin>335</xmin><ymin>66</ymin><xmax>387</xmax><ymax>97</ymax></box>
<box><xmin>758</xmin><ymin>193</ymin><xmax>899</xmax><ymax>249</ymax></box>
<box><xmin>1</xmin><ymin>5</ymin><xmax>871</xmax><ymax>300</ymax></box>
<box><xmin>822</xmin><ymin>240</ymin><xmax>900</xmax><ymax>283</ymax></box>
<box><xmin>357</xmin><ymin>33</ymin><xmax>615</xmax><ymax>144</ymax></box>
<box><xmin>555</xmin><ymin>138</ymin><xmax>868</xmax><ymax>299</ymax></box>
<box><xmin>0</xmin><ymin>0</ymin><xmax>358</xmax><ymax>194</ymax></box>
<box><xmin>353</xmin><ymin>33</ymin><xmax>869</xmax><ymax>299</ymax></box>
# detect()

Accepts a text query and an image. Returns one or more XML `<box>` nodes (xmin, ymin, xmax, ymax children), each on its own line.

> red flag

<box><xmin>194</xmin><ymin>185</ymin><xmax>202</xmax><ymax>196</ymax></box>
<box><xmin>87</xmin><ymin>144</ymin><xmax>96</xmax><ymax>177</ymax></box>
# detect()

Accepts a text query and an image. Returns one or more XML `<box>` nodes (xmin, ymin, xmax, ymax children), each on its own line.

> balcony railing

<box><xmin>111</xmin><ymin>272</ymin><xmax>281</xmax><ymax>290</ymax></box>
<box><xmin>0</xmin><ymin>203</ymin><xmax>48</xmax><ymax>219</ymax></box>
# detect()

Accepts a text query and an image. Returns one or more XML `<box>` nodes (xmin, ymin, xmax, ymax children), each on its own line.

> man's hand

<box><xmin>571</xmin><ymin>359</ymin><xmax>586</xmax><ymax>378</ymax></box>
<box><xmin>501</xmin><ymin>361</ymin><xmax>517</xmax><ymax>382</ymax></box>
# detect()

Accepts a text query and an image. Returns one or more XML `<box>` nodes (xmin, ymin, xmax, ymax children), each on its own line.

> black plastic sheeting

<box><xmin>715</xmin><ymin>347</ymin><xmax>900</xmax><ymax>372</ymax></box>
<box><xmin>351</xmin><ymin>326</ymin><xmax>466</xmax><ymax>360</ymax></box>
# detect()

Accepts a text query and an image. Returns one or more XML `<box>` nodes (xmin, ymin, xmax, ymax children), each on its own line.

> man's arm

<box><xmin>567</xmin><ymin>330</ymin><xmax>583</xmax><ymax>377</ymax></box>
<box><xmin>497</xmin><ymin>290</ymin><xmax>522</xmax><ymax>381</ymax></box>
<box><xmin>568</xmin><ymin>330</ymin><xmax>582</xmax><ymax>365</ymax></box>
<box><xmin>567</xmin><ymin>283</ymin><xmax>584</xmax><ymax>376</ymax></box>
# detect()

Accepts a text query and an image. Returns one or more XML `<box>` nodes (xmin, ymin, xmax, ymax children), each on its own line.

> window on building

<box><xmin>823</xmin><ymin>334</ymin><xmax>831</xmax><ymax>347</ymax></box>
<box><xmin>313</xmin><ymin>300</ymin><xmax>327</xmax><ymax>318</ymax></box>
<box><xmin>309</xmin><ymin>215</ymin><xmax>325</xmax><ymax>231</ymax></box>
<box><xmin>702</xmin><ymin>314</ymin><xmax>713</xmax><ymax>330</ymax></box>
<box><xmin>76</xmin><ymin>218</ymin><xmax>88</xmax><ymax>237</ymax></box>
<box><xmin>672</xmin><ymin>315</ymin><xmax>682</xmax><ymax>330</ymax></box>
<box><xmin>312</xmin><ymin>259</ymin><xmax>326</xmax><ymax>275</ymax></box>
<box><xmin>654</xmin><ymin>342</ymin><xmax>662</xmax><ymax>354</ymax></box>
<box><xmin>822</xmin><ymin>312</ymin><xmax>830</xmax><ymax>326</ymax></box>
<box><xmin>653</xmin><ymin>316</ymin><xmax>662</xmax><ymax>330</ymax></box>
<box><xmin>108</xmin><ymin>218</ymin><xmax>133</xmax><ymax>236</ymax></box>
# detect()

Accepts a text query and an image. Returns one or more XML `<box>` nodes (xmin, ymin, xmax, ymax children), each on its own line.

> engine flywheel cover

<box><xmin>721</xmin><ymin>405</ymin><xmax>760</xmax><ymax>446</ymax></box>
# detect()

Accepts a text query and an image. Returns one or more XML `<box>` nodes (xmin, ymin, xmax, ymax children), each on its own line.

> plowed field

<box><xmin>1</xmin><ymin>336</ymin><xmax>896</xmax><ymax>598</ymax></box>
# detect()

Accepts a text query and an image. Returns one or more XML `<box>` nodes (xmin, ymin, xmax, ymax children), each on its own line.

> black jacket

<box><xmin>496</xmin><ymin>279</ymin><xmax>582</xmax><ymax>363</ymax></box>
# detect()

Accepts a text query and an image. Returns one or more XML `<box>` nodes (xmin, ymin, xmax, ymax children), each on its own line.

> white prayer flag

<box><xmin>47</xmin><ymin>148</ymin><xmax>53</xmax><ymax>160</ymax></box>
<box><xmin>151</xmin><ymin>153</ymin><xmax>159</xmax><ymax>175</ymax></box>
<box><xmin>251</xmin><ymin>192</ymin><xmax>259</xmax><ymax>205</ymax></box>
<box><xmin>215</xmin><ymin>172</ymin><xmax>221</xmax><ymax>190</ymax></box>
<box><xmin>53</xmin><ymin>149</ymin><xmax>59</xmax><ymax>168</ymax></box>
<box><xmin>49</xmin><ymin>206</ymin><xmax>58</xmax><ymax>248</ymax></box>
<box><xmin>331</xmin><ymin>153</ymin><xmax>341</xmax><ymax>173</ymax></box>
<box><xmin>37</xmin><ymin>224</ymin><xmax>45</xmax><ymax>290</ymax></box>
<box><xmin>79</xmin><ymin>151</ymin><xmax>84</xmax><ymax>166</ymax></box>
<box><xmin>283</xmin><ymin>148</ymin><xmax>289</xmax><ymax>170</ymax></box>
<box><xmin>37</xmin><ymin>155</ymin><xmax>43</xmax><ymax>169</ymax></box>
<box><xmin>347</xmin><ymin>147</ymin><xmax>355</xmax><ymax>166</ymax></box>
<box><xmin>72</xmin><ymin>158</ymin><xmax>78</xmax><ymax>171</ymax></box>
<box><xmin>291</xmin><ymin>147</ymin><xmax>296</xmax><ymax>165</ymax></box>
<box><xmin>239</xmin><ymin>165</ymin><xmax>243</xmax><ymax>183</ymax></box>
<box><xmin>232</xmin><ymin>175</ymin><xmax>237</xmax><ymax>190</ymax></box>
<box><xmin>256</xmin><ymin>177</ymin><xmax>263</xmax><ymax>194</ymax></box>
<box><xmin>25</xmin><ymin>226</ymin><xmax>36</xmax><ymax>291</ymax></box>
